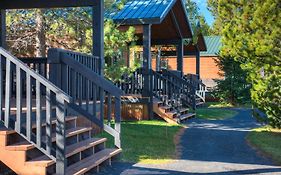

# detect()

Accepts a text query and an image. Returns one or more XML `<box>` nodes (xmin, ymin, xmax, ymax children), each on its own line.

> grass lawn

<box><xmin>206</xmin><ymin>102</ymin><xmax>252</xmax><ymax>108</ymax></box>
<box><xmin>247</xmin><ymin>126</ymin><xmax>281</xmax><ymax>165</ymax></box>
<box><xmin>98</xmin><ymin>120</ymin><xmax>183</xmax><ymax>164</ymax></box>
<box><xmin>196</xmin><ymin>108</ymin><xmax>238</xmax><ymax>120</ymax></box>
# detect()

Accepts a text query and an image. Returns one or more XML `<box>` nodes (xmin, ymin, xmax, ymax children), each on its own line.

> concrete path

<box><xmin>98</xmin><ymin>109</ymin><xmax>281</xmax><ymax>175</ymax></box>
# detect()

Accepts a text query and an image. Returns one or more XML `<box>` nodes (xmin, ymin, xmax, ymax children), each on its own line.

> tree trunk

<box><xmin>35</xmin><ymin>9</ymin><xmax>46</xmax><ymax>57</ymax></box>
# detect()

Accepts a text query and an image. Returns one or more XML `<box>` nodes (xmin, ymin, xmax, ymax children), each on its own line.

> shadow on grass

<box><xmin>97</xmin><ymin>120</ymin><xmax>182</xmax><ymax>163</ymax></box>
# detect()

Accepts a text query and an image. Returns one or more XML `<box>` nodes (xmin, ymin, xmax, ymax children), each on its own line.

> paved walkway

<box><xmin>98</xmin><ymin>109</ymin><xmax>281</xmax><ymax>175</ymax></box>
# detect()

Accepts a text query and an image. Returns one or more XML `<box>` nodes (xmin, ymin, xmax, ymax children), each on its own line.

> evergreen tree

<box><xmin>214</xmin><ymin>56</ymin><xmax>251</xmax><ymax>105</ymax></box>
<box><xmin>6</xmin><ymin>1</ymin><xmax>137</xmax><ymax>81</ymax></box>
<box><xmin>215</xmin><ymin>0</ymin><xmax>281</xmax><ymax>128</ymax></box>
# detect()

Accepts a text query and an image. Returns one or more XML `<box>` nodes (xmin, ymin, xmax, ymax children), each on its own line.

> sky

<box><xmin>192</xmin><ymin>0</ymin><xmax>215</xmax><ymax>26</ymax></box>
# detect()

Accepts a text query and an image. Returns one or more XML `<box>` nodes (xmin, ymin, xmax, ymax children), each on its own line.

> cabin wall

<box><xmin>152</xmin><ymin>56</ymin><xmax>224</xmax><ymax>89</ymax></box>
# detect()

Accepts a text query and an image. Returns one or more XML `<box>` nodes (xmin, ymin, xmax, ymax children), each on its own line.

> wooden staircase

<box><xmin>0</xmin><ymin>116</ymin><xmax>121</xmax><ymax>175</ymax></box>
<box><xmin>0</xmin><ymin>48</ymin><xmax>123</xmax><ymax>175</ymax></box>
<box><xmin>153</xmin><ymin>98</ymin><xmax>195</xmax><ymax>124</ymax></box>
<box><xmin>0</xmin><ymin>117</ymin><xmax>121</xmax><ymax>175</ymax></box>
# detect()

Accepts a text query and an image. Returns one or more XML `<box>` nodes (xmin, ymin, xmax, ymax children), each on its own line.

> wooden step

<box><xmin>6</xmin><ymin>126</ymin><xmax>92</xmax><ymax>151</ymax></box>
<box><xmin>179</xmin><ymin>113</ymin><xmax>195</xmax><ymax>121</ymax></box>
<box><xmin>47</xmin><ymin>127</ymin><xmax>92</xmax><ymax>143</ymax></box>
<box><xmin>66</xmin><ymin>138</ymin><xmax>107</xmax><ymax>157</ymax></box>
<box><xmin>179</xmin><ymin>108</ymin><xmax>189</xmax><ymax>114</ymax></box>
<box><xmin>65</xmin><ymin>148</ymin><xmax>122</xmax><ymax>175</ymax></box>
<box><xmin>6</xmin><ymin>141</ymin><xmax>34</xmax><ymax>151</ymax></box>
<box><xmin>25</xmin><ymin>154</ymin><xmax>54</xmax><ymax>167</ymax></box>
<box><xmin>160</xmin><ymin>105</ymin><xmax>172</xmax><ymax>112</ymax></box>
<box><xmin>1</xmin><ymin>116</ymin><xmax>77</xmax><ymax>135</ymax></box>
<box><xmin>25</xmin><ymin>137</ymin><xmax>108</xmax><ymax>167</ymax></box>
<box><xmin>166</xmin><ymin>110</ymin><xmax>178</xmax><ymax>118</ymax></box>
<box><xmin>30</xmin><ymin>116</ymin><xmax>77</xmax><ymax>129</ymax></box>
<box><xmin>0</xmin><ymin>126</ymin><xmax>15</xmax><ymax>135</ymax></box>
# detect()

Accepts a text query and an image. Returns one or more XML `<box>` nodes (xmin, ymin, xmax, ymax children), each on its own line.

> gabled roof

<box><xmin>108</xmin><ymin>0</ymin><xmax>176</xmax><ymax>25</ymax></box>
<box><xmin>108</xmin><ymin>0</ymin><xmax>193</xmax><ymax>42</ymax></box>
<box><xmin>200</xmin><ymin>36</ymin><xmax>221</xmax><ymax>56</ymax></box>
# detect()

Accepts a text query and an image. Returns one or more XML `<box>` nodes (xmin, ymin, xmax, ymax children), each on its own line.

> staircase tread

<box><xmin>0</xmin><ymin>116</ymin><xmax>78</xmax><ymax>135</ymax></box>
<box><xmin>179</xmin><ymin>113</ymin><xmax>196</xmax><ymax>120</ymax></box>
<box><xmin>25</xmin><ymin>154</ymin><xmax>54</xmax><ymax>167</ymax></box>
<box><xmin>65</xmin><ymin>148</ymin><xmax>122</xmax><ymax>175</ymax></box>
<box><xmin>160</xmin><ymin>106</ymin><xmax>172</xmax><ymax>110</ymax></box>
<box><xmin>44</xmin><ymin>127</ymin><xmax>92</xmax><ymax>142</ymax></box>
<box><xmin>66</xmin><ymin>137</ymin><xmax>107</xmax><ymax>157</ymax></box>
<box><xmin>25</xmin><ymin>137</ymin><xmax>108</xmax><ymax>167</ymax></box>
<box><xmin>6</xmin><ymin>141</ymin><xmax>35</xmax><ymax>151</ymax></box>
<box><xmin>31</xmin><ymin>116</ymin><xmax>77</xmax><ymax>129</ymax></box>
<box><xmin>179</xmin><ymin>108</ymin><xmax>189</xmax><ymax>113</ymax></box>
<box><xmin>6</xmin><ymin>125</ymin><xmax>91</xmax><ymax>152</ymax></box>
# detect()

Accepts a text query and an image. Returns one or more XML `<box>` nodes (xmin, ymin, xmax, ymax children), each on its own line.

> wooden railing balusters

<box><xmin>4</xmin><ymin>59</ymin><xmax>11</xmax><ymax>128</ymax></box>
<box><xmin>16</xmin><ymin>66</ymin><xmax>22</xmax><ymax>133</ymax></box>
<box><xmin>107</xmin><ymin>94</ymin><xmax>112</xmax><ymax>124</ymax></box>
<box><xmin>46</xmin><ymin>88</ymin><xmax>52</xmax><ymax>155</ymax></box>
<box><xmin>26</xmin><ymin>73</ymin><xmax>32</xmax><ymax>140</ymax></box>
<box><xmin>36</xmin><ymin>80</ymin><xmax>42</xmax><ymax>147</ymax></box>
<box><xmin>55</xmin><ymin>95</ymin><xmax>66</xmax><ymax>175</ymax></box>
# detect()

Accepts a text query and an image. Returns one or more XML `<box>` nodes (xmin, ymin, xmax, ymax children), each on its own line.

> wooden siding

<box><xmin>152</xmin><ymin>56</ymin><xmax>224</xmax><ymax>88</ymax></box>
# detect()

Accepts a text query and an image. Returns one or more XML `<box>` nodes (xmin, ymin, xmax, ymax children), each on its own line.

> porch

<box><xmin>0</xmin><ymin>1</ymin><xmax>122</xmax><ymax>175</ymax></box>
<box><xmin>108</xmin><ymin>0</ymin><xmax>208</xmax><ymax>123</ymax></box>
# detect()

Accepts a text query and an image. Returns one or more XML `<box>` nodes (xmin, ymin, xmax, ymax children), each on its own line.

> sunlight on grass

<box><xmin>247</xmin><ymin>126</ymin><xmax>281</xmax><ymax>165</ymax></box>
<box><xmin>207</xmin><ymin>102</ymin><xmax>234</xmax><ymax>108</ymax></box>
<box><xmin>206</xmin><ymin>102</ymin><xmax>252</xmax><ymax>108</ymax></box>
<box><xmin>196</xmin><ymin>108</ymin><xmax>238</xmax><ymax>120</ymax></box>
<box><xmin>97</xmin><ymin>120</ymin><xmax>183</xmax><ymax>164</ymax></box>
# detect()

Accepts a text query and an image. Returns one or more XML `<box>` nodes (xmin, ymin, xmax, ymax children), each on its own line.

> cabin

<box><xmin>0</xmin><ymin>1</ymin><xmax>122</xmax><ymax>174</ymax></box>
<box><xmin>0</xmin><ymin>0</ymin><xmax>209</xmax><ymax>174</ymax></box>
<box><xmin>151</xmin><ymin>36</ymin><xmax>222</xmax><ymax>90</ymax></box>
<box><xmin>108</xmin><ymin>0</ymin><xmax>208</xmax><ymax>123</ymax></box>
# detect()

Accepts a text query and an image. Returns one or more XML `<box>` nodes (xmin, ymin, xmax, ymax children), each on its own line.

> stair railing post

<box><xmin>114</xmin><ymin>96</ymin><xmax>121</xmax><ymax>148</ymax></box>
<box><xmin>56</xmin><ymin>95</ymin><xmax>66</xmax><ymax>175</ymax></box>
<box><xmin>48</xmin><ymin>49</ymin><xmax>62</xmax><ymax>89</ymax></box>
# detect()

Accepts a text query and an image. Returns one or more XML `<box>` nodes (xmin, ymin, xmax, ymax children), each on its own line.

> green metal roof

<box><xmin>200</xmin><ymin>36</ymin><xmax>221</xmax><ymax>56</ymax></box>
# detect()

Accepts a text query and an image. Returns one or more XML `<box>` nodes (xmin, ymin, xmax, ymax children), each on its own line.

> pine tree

<box><xmin>214</xmin><ymin>56</ymin><xmax>251</xmax><ymax>105</ymax></box>
<box><xmin>215</xmin><ymin>0</ymin><xmax>281</xmax><ymax>128</ymax></box>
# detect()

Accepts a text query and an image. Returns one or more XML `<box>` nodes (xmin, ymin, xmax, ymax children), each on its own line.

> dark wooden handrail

<box><xmin>60</xmin><ymin>54</ymin><xmax>123</xmax><ymax>97</ymax></box>
<box><xmin>161</xmin><ymin>69</ymin><xmax>196</xmax><ymax>109</ymax></box>
<box><xmin>48</xmin><ymin>48</ymin><xmax>122</xmax><ymax>150</ymax></box>
<box><xmin>0</xmin><ymin>47</ymin><xmax>74</xmax><ymax>174</ymax></box>
<box><xmin>19</xmin><ymin>57</ymin><xmax>47</xmax><ymax>63</ymax></box>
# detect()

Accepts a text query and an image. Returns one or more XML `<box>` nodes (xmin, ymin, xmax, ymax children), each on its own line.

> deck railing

<box><xmin>0</xmin><ymin>47</ymin><xmax>122</xmax><ymax>174</ymax></box>
<box><xmin>161</xmin><ymin>69</ymin><xmax>196</xmax><ymax>109</ymax></box>
<box><xmin>48</xmin><ymin>48</ymin><xmax>122</xmax><ymax>148</ymax></box>
<box><xmin>0</xmin><ymin>47</ymin><xmax>72</xmax><ymax>174</ymax></box>
<box><xmin>19</xmin><ymin>57</ymin><xmax>48</xmax><ymax>78</ymax></box>
<box><xmin>184</xmin><ymin>74</ymin><xmax>206</xmax><ymax>103</ymax></box>
<box><xmin>115</xmin><ymin>68</ymin><xmax>144</xmax><ymax>95</ymax></box>
<box><xmin>116</xmin><ymin>68</ymin><xmax>189</xmax><ymax>109</ymax></box>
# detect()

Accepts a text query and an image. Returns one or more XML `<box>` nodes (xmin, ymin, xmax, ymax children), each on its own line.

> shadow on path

<box><xmin>98</xmin><ymin>109</ymin><xmax>281</xmax><ymax>175</ymax></box>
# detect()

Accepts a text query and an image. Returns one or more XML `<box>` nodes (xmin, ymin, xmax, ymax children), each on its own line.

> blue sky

<box><xmin>192</xmin><ymin>0</ymin><xmax>214</xmax><ymax>26</ymax></box>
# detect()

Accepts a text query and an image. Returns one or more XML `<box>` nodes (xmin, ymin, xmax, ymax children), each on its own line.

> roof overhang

<box><xmin>112</xmin><ymin>0</ymin><xmax>193</xmax><ymax>40</ymax></box>
<box><xmin>0</xmin><ymin>0</ymin><xmax>98</xmax><ymax>9</ymax></box>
